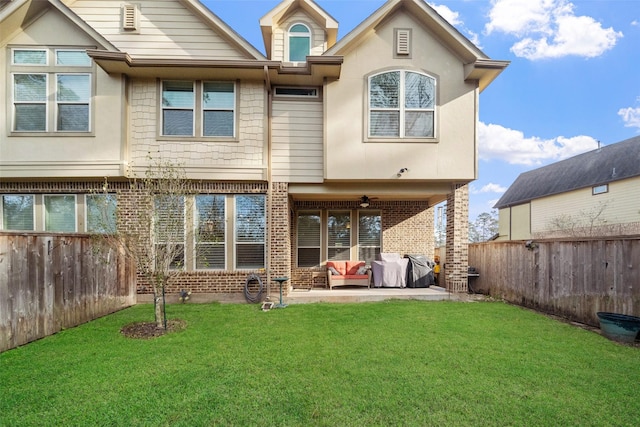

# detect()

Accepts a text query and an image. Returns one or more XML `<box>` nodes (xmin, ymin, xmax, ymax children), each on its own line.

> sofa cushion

<box><xmin>346</xmin><ymin>261</ymin><xmax>365</xmax><ymax>275</ymax></box>
<box><xmin>330</xmin><ymin>275</ymin><xmax>369</xmax><ymax>280</ymax></box>
<box><xmin>326</xmin><ymin>261</ymin><xmax>347</xmax><ymax>275</ymax></box>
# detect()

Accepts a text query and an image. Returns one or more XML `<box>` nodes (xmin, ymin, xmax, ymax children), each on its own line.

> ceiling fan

<box><xmin>359</xmin><ymin>195</ymin><xmax>378</xmax><ymax>208</ymax></box>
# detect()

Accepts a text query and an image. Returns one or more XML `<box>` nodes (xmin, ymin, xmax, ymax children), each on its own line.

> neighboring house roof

<box><xmin>260</xmin><ymin>0</ymin><xmax>339</xmax><ymax>59</ymax></box>
<box><xmin>324</xmin><ymin>0</ymin><xmax>509</xmax><ymax>92</ymax></box>
<box><xmin>494</xmin><ymin>136</ymin><xmax>640</xmax><ymax>209</ymax></box>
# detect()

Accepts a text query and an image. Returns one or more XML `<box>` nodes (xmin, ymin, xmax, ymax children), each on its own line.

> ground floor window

<box><xmin>44</xmin><ymin>195</ymin><xmax>76</xmax><ymax>232</ymax></box>
<box><xmin>1</xmin><ymin>195</ymin><xmax>35</xmax><ymax>231</ymax></box>
<box><xmin>235</xmin><ymin>195</ymin><xmax>266</xmax><ymax>269</ymax></box>
<box><xmin>296</xmin><ymin>210</ymin><xmax>381</xmax><ymax>267</ymax></box>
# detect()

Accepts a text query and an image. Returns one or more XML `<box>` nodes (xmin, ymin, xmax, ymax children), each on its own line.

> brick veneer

<box><xmin>445</xmin><ymin>183</ymin><xmax>469</xmax><ymax>292</ymax></box>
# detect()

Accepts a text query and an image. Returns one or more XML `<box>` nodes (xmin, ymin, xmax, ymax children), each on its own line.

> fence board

<box><xmin>469</xmin><ymin>237</ymin><xmax>640</xmax><ymax>327</ymax></box>
<box><xmin>0</xmin><ymin>233</ymin><xmax>136</xmax><ymax>353</ymax></box>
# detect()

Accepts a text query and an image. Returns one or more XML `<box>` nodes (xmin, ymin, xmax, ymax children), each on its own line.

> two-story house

<box><xmin>0</xmin><ymin>0</ymin><xmax>508</xmax><ymax>298</ymax></box>
<box><xmin>494</xmin><ymin>136</ymin><xmax>640</xmax><ymax>240</ymax></box>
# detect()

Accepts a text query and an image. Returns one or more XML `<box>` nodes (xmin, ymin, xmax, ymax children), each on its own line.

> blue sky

<box><xmin>203</xmin><ymin>0</ymin><xmax>640</xmax><ymax>220</ymax></box>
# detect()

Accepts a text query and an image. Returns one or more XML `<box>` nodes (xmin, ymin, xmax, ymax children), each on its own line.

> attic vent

<box><xmin>396</xmin><ymin>29</ymin><xmax>411</xmax><ymax>56</ymax></box>
<box><xmin>122</xmin><ymin>4</ymin><xmax>139</xmax><ymax>31</ymax></box>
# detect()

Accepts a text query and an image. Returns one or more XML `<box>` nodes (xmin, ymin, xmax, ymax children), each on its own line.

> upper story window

<box><xmin>11</xmin><ymin>48</ymin><xmax>92</xmax><ymax>133</ymax></box>
<box><xmin>161</xmin><ymin>80</ymin><xmax>235</xmax><ymax>138</ymax></box>
<box><xmin>368</xmin><ymin>70</ymin><xmax>436</xmax><ymax>139</ymax></box>
<box><xmin>288</xmin><ymin>23</ymin><xmax>310</xmax><ymax>62</ymax></box>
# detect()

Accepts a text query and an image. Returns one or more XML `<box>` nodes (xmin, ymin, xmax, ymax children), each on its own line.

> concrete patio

<box><xmin>284</xmin><ymin>286</ymin><xmax>458</xmax><ymax>304</ymax></box>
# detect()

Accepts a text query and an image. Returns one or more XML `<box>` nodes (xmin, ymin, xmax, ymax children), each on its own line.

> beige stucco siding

<box><xmin>129</xmin><ymin>79</ymin><xmax>266</xmax><ymax>180</ymax></box>
<box><xmin>0</xmin><ymin>8</ymin><xmax>125</xmax><ymax>178</ymax></box>
<box><xmin>531</xmin><ymin>176</ymin><xmax>640</xmax><ymax>234</ymax></box>
<box><xmin>324</xmin><ymin>12</ymin><xmax>477</xmax><ymax>181</ymax></box>
<box><xmin>70</xmin><ymin>0</ymin><xmax>248</xmax><ymax>59</ymax></box>
<box><xmin>271</xmin><ymin>99</ymin><xmax>323</xmax><ymax>183</ymax></box>
<box><xmin>271</xmin><ymin>10</ymin><xmax>326</xmax><ymax>62</ymax></box>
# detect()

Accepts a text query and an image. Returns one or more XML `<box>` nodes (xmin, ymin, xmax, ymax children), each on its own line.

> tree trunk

<box><xmin>154</xmin><ymin>293</ymin><xmax>165</xmax><ymax>329</ymax></box>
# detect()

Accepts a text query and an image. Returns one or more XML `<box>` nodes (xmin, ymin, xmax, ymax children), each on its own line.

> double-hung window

<box><xmin>44</xmin><ymin>195</ymin><xmax>77</xmax><ymax>232</ymax></box>
<box><xmin>11</xmin><ymin>48</ymin><xmax>92</xmax><ymax>133</ymax></box>
<box><xmin>235</xmin><ymin>195</ymin><xmax>265</xmax><ymax>269</ymax></box>
<box><xmin>358</xmin><ymin>211</ymin><xmax>381</xmax><ymax>264</ymax></box>
<box><xmin>297</xmin><ymin>211</ymin><xmax>321</xmax><ymax>267</ymax></box>
<box><xmin>1</xmin><ymin>195</ymin><xmax>35</xmax><ymax>231</ymax></box>
<box><xmin>161</xmin><ymin>80</ymin><xmax>235</xmax><ymax>137</ymax></box>
<box><xmin>195</xmin><ymin>195</ymin><xmax>226</xmax><ymax>269</ymax></box>
<box><xmin>328</xmin><ymin>211</ymin><xmax>351</xmax><ymax>261</ymax></box>
<box><xmin>368</xmin><ymin>70</ymin><xmax>435</xmax><ymax>138</ymax></box>
<box><xmin>86</xmin><ymin>194</ymin><xmax>117</xmax><ymax>233</ymax></box>
<box><xmin>154</xmin><ymin>195</ymin><xmax>185</xmax><ymax>270</ymax></box>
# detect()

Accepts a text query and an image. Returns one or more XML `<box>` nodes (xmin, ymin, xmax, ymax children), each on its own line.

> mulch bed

<box><xmin>120</xmin><ymin>319</ymin><xmax>187</xmax><ymax>339</ymax></box>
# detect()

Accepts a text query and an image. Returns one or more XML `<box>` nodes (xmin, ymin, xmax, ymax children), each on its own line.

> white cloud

<box><xmin>478</xmin><ymin>121</ymin><xmax>599</xmax><ymax>165</ymax></box>
<box><xmin>479</xmin><ymin>183</ymin><xmax>508</xmax><ymax>194</ymax></box>
<box><xmin>618</xmin><ymin>107</ymin><xmax>640</xmax><ymax>130</ymax></box>
<box><xmin>430</xmin><ymin>3</ymin><xmax>482</xmax><ymax>48</ymax></box>
<box><xmin>485</xmin><ymin>0</ymin><xmax>622</xmax><ymax>60</ymax></box>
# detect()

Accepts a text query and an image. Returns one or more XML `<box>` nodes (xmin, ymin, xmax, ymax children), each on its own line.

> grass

<box><xmin>1</xmin><ymin>300</ymin><xmax>639</xmax><ymax>426</ymax></box>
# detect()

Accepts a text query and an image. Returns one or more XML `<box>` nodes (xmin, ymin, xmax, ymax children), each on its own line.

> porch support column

<box><xmin>445</xmin><ymin>183</ymin><xmax>469</xmax><ymax>292</ymax></box>
<box><xmin>269</xmin><ymin>182</ymin><xmax>291</xmax><ymax>293</ymax></box>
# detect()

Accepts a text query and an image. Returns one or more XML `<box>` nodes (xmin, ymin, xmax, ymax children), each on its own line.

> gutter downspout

<box><xmin>264</xmin><ymin>65</ymin><xmax>272</xmax><ymax>300</ymax></box>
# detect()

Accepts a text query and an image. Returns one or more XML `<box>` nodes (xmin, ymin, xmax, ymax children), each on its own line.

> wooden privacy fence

<box><xmin>0</xmin><ymin>233</ymin><xmax>136</xmax><ymax>353</ymax></box>
<box><xmin>468</xmin><ymin>237</ymin><xmax>640</xmax><ymax>327</ymax></box>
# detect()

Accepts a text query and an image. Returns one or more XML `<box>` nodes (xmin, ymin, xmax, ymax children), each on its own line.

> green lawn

<box><xmin>1</xmin><ymin>301</ymin><xmax>638</xmax><ymax>426</ymax></box>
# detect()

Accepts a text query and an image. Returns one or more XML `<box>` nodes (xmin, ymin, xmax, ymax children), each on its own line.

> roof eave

<box><xmin>465</xmin><ymin>59</ymin><xmax>510</xmax><ymax>92</ymax></box>
<box><xmin>88</xmin><ymin>50</ymin><xmax>342</xmax><ymax>85</ymax></box>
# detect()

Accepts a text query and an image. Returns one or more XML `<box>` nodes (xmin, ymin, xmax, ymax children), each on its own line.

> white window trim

<box><xmin>12</xmin><ymin>72</ymin><xmax>49</xmax><ymax>132</ymax></box>
<box><xmin>287</xmin><ymin>22</ymin><xmax>311</xmax><ymax>63</ymax></box>
<box><xmin>367</xmin><ymin>69</ymin><xmax>437</xmax><ymax>141</ymax></box>
<box><xmin>592</xmin><ymin>184</ymin><xmax>609</xmax><ymax>195</ymax></box>
<box><xmin>160</xmin><ymin>80</ymin><xmax>196</xmax><ymax>137</ymax></box>
<box><xmin>201</xmin><ymin>81</ymin><xmax>236</xmax><ymax>138</ymax></box>
<box><xmin>233</xmin><ymin>195</ymin><xmax>266</xmax><ymax>270</ymax></box>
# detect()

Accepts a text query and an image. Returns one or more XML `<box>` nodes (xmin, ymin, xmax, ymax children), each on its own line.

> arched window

<box><xmin>288</xmin><ymin>23</ymin><xmax>310</xmax><ymax>62</ymax></box>
<box><xmin>368</xmin><ymin>70</ymin><xmax>436</xmax><ymax>138</ymax></box>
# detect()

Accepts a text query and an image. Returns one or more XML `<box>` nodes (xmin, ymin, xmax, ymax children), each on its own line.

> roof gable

<box><xmin>1</xmin><ymin>0</ymin><xmax>115</xmax><ymax>49</ymax></box>
<box><xmin>324</xmin><ymin>0</ymin><xmax>508</xmax><ymax>92</ymax></box>
<box><xmin>494</xmin><ymin>136</ymin><xmax>640</xmax><ymax>209</ymax></box>
<box><xmin>68</xmin><ymin>0</ymin><xmax>265</xmax><ymax>60</ymax></box>
<box><xmin>260</xmin><ymin>0</ymin><xmax>338</xmax><ymax>59</ymax></box>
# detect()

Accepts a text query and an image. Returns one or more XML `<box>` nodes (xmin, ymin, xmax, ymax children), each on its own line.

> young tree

<box><xmin>546</xmin><ymin>201</ymin><xmax>609</xmax><ymax>238</ymax></box>
<box><xmin>469</xmin><ymin>211</ymin><xmax>498</xmax><ymax>242</ymax></box>
<box><xmin>93</xmin><ymin>157</ymin><xmax>192</xmax><ymax>329</ymax></box>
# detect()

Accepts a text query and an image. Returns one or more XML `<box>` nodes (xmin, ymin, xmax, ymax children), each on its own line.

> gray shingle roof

<box><xmin>493</xmin><ymin>136</ymin><xmax>640</xmax><ymax>209</ymax></box>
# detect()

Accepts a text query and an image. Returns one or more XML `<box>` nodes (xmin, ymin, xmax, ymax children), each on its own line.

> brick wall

<box><xmin>291</xmin><ymin>200</ymin><xmax>434</xmax><ymax>288</ymax></box>
<box><xmin>445</xmin><ymin>183</ymin><xmax>469</xmax><ymax>292</ymax></box>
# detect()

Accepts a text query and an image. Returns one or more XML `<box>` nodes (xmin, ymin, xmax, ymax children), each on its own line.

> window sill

<box><xmin>9</xmin><ymin>131</ymin><xmax>95</xmax><ymax>137</ymax></box>
<box><xmin>157</xmin><ymin>136</ymin><xmax>239</xmax><ymax>143</ymax></box>
<box><xmin>365</xmin><ymin>137</ymin><xmax>438</xmax><ymax>143</ymax></box>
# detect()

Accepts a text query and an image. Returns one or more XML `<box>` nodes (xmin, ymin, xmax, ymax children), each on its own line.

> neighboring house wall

<box><xmin>272</xmin><ymin>9</ymin><xmax>326</xmax><ymax>62</ymax></box>
<box><xmin>271</xmin><ymin>96</ymin><xmax>323</xmax><ymax>183</ymax></box>
<box><xmin>70</xmin><ymin>0</ymin><xmax>248</xmax><ymax>59</ymax></box>
<box><xmin>531</xmin><ymin>176</ymin><xmax>640</xmax><ymax>238</ymax></box>
<box><xmin>128</xmin><ymin>79</ymin><xmax>267</xmax><ymax>180</ymax></box>
<box><xmin>496</xmin><ymin>203</ymin><xmax>531</xmax><ymax>240</ymax></box>
<box><xmin>324</xmin><ymin>12</ymin><xmax>478</xmax><ymax>182</ymax></box>
<box><xmin>0</xmin><ymin>8</ymin><xmax>125</xmax><ymax>178</ymax></box>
